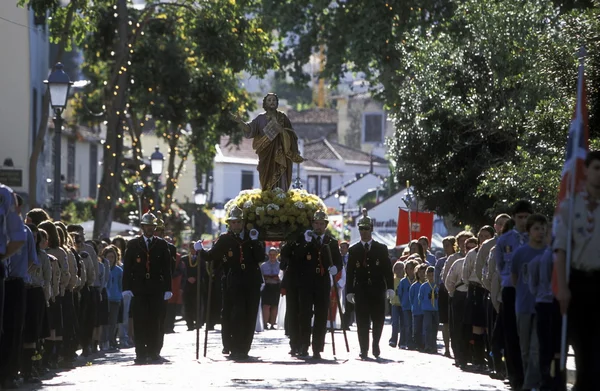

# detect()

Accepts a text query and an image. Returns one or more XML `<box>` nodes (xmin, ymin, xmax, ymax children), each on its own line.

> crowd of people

<box><xmin>2</xmin><ymin>150</ymin><xmax>600</xmax><ymax>391</ymax></box>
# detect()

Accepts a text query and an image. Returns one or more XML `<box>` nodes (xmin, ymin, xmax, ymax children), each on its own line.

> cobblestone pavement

<box><xmin>26</xmin><ymin>320</ymin><xmax>570</xmax><ymax>391</ymax></box>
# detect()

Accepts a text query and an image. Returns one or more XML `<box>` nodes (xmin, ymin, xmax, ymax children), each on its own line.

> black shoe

<box><xmin>388</xmin><ymin>342</ymin><xmax>397</xmax><ymax>348</ymax></box>
<box><xmin>222</xmin><ymin>348</ymin><xmax>230</xmax><ymax>355</ymax></box>
<box><xmin>297</xmin><ymin>351</ymin><xmax>309</xmax><ymax>358</ymax></box>
<box><xmin>289</xmin><ymin>349</ymin><xmax>298</xmax><ymax>356</ymax></box>
<box><xmin>187</xmin><ymin>326</ymin><xmax>195</xmax><ymax>331</ymax></box>
<box><xmin>134</xmin><ymin>357</ymin><xmax>147</xmax><ymax>365</ymax></box>
<box><xmin>444</xmin><ymin>350</ymin><xmax>451</xmax><ymax>358</ymax></box>
<box><xmin>359</xmin><ymin>352</ymin><xmax>368</xmax><ymax>360</ymax></box>
<box><xmin>149</xmin><ymin>354</ymin><xmax>165</xmax><ymax>363</ymax></box>
<box><xmin>24</xmin><ymin>376</ymin><xmax>42</xmax><ymax>384</ymax></box>
<box><xmin>373</xmin><ymin>346</ymin><xmax>381</xmax><ymax>358</ymax></box>
<box><xmin>312</xmin><ymin>352</ymin><xmax>321</xmax><ymax>360</ymax></box>
<box><xmin>2</xmin><ymin>379</ymin><xmax>19</xmax><ymax>389</ymax></box>
<box><xmin>229</xmin><ymin>352</ymin><xmax>241</xmax><ymax>359</ymax></box>
<box><xmin>269</xmin><ymin>325</ymin><xmax>276</xmax><ymax>330</ymax></box>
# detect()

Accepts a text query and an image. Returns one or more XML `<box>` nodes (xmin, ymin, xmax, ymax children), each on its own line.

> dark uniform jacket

<box><xmin>283</xmin><ymin>233</ymin><xmax>343</xmax><ymax>288</ymax></box>
<box><xmin>346</xmin><ymin>240</ymin><xmax>393</xmax><ymax>294</ymax></box>
<box><xmin>123</xmin><ymin>236</ymin><xmax>172</xmax><ymax>295</ymax></box>
<box><xmin>202</xmin><ymin>231</ymin><xmax>263</xmax><ymax>287</ymax></box>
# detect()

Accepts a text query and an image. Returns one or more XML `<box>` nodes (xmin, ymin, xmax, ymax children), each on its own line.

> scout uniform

<box><xmin>554</xmin><ymin>192</ymin><xmax>600</xmax><ymax>390</ymax></box>
<box><xmin>122</xmin><ymin>213</ymin><xmax>172</xmax><ymax>364</ymax></box>
<box><xmin>285</xmin><ymin>210</ymin><xmax>343</xmax><ymax>359</ymax></box>
<box><xmin>201</xmin><ymin>206</ymin><xmax>264</xmax><ymax>359</ymax></box>
<box><xmin>345</xmin><ymin>210</ymin><xmax>393</xmax><ymax>359</ymax></box>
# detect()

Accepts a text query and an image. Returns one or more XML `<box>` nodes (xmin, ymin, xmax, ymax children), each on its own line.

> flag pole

<box><xmin>560</xmin><ymin>46</ymin><xmax>587</xmax><ymax>371</ymax></box>
<box><xmin>406</xmin><ymin>181</ymin><xmax>412</xmax><ymax>242</ymax></box>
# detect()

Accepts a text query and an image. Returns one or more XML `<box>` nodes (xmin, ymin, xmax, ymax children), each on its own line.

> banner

<box><xmin>396</xmin><ymin>208</ymin><xmax>435</xmax><ymax>246</ymax></box>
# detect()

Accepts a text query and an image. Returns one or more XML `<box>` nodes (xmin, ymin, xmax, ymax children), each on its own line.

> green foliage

<box><xmin>60</xmin><ymin>199</ymin><xmax>96</xmax><ymax>224</ymax></box>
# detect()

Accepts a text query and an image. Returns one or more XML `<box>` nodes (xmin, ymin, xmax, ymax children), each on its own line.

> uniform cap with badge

<box><xmin>227</xmin><ymin>206</ymin><xmax>244</xmax><ymax>221</ymax></box>
<box><xmin>358</xmin><ymin>208</ymin><xmax>373</xmax><ymax>229</ymax></box>
<box><xmin>312</xmin><ymin>210</ymin><xmax>328</xmax><ymax>222</ymax></box>
<box><xmin>140</xmin><ymin>212</ymin><xmax>158</xmax><ymax>226</ymax></box>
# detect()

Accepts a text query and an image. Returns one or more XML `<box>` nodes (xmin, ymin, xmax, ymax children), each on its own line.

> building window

<box><xmin>67</xmin><ymin>139</ymin><xmax>76</xmax><ymax>183</ymax></box>
<box><xmin>320</xmin><ymin>176</ymin><xmax>331</xmax><ymax>197</ymax></box>
<box><xmin>89</xmin><ymin>143</ymin><xmax>98</xmax><ymax>199</ymax></box>
<box><xmin>363</xmin><ymin>112</ymin><xmax>384</xmax><ymax>143</ymax></box>
<box><xmin>241</xmin><ymin>170</ymin><xmax>254</xmax><ymax>190</ymax></box>
<box><xmin>307</xmin><ymin>175</ymin><xmax>318</xmax><ymax>195</ymax></box>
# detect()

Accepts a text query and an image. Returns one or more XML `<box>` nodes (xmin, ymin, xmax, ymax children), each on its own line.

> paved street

<box><xmin>26</xmin><ymin>320</ymin><xmax>520</xmax><ymax>391</ymax></box>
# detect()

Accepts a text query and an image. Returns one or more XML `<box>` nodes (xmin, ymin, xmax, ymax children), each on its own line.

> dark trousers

<box><xmin>413</xmin><ymin>314</ymin><xmax>424</xmax><ymax>350</ymax></box>
<box><xmin>207</xmin><ymin>278</ymin><xmax>222</xmax><ymax>329</ymax></box>
<box><xmin>183</xmin><ymin>283</ymin><xmax>203</xmax><ymax>329</ymax></box>
<box><xmin>568</xmin><ymin>269</ymin><xmax>600</xmax><ymax>391</ymax></box>
<box><xmin>489</xmin><ymin>299</ymin><xmax>505</xmax><ymax>374</ymax></box>
<box><xmin>79</xmin><ymin>286</ymin><xmax>95</xmax><ymax>349</ymax></box>
<box><xmin>62</xmin><ymin>290</ymin><xmax>77</xmax><ymax>356</ymax></box>
<box><xmin>450</xmin><ymin>291</ymin><xmax>469</xmax><ymax>365</ymax></box>
<box><xmin>423</xmin><ymin>310</ymin><xmax>439</xmax><ymax>352</ymax></box>
<box><xmin>354</xmin><ymin>287</ymin><xmax>385</xmax><ymax>356</ymax></box>
<box><xmin>227</xmin><ymin>282</ymin><xmax>260</xmax><ymax>355</ymax></box>
<box><xmin>286</xmin><ymin>286</ymin><xmax>300</xmax><ymax>351</ymax></box>
<box><xmin>0</xmin><ymin>278</ymin><xmax>26</xmax><ymax>381</ymax></box>
<box><xmin>402</xmin><ymin>310</ymin><xmax>413</xmax><ymax>348</ymax></box>
<box><xmin>298</xmin><ymin>282</ymin><xmax>330</xmax><ymax>354</ymax></box>
<box><xmin>220</xmin><ymin>279</ymin><xmax>232</xmax><ymax>351</ymax></box>
<box><xmin>132</xmin><ymin>292</ymin><xmax>164</xmax><ymax>359</ymax></box>
<box><xmin>157</xmin><ymin>296</ymin><xmax>167</xmax><ymax>353</ymax></box>
<box><xmin>501</xmin><ymin>287</ymin><xmax>524</xmax><ymax>388</ymax></box>
<box><xmin>536</xmin><ymin>301</ymin><xmax>565</xmax><ymax>391</ymax></box>
<box><xmin>164</xmin><ymin>304</ymin><xmax>178</xmax><ymax>333</ymax></box>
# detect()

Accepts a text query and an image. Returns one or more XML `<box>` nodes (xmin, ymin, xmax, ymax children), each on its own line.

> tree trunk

<box><xmin>164</xmin><ymin>129</ymin><xmax>178</xmax><ymax>211</ymax></box>
<box><xmin>93</xmin><ymin>0</ymin><xmax>128</xmax><ymax>238</ymax></box>
<box><xmin>28</xmin><ymin>0</ymin><xmax>77</xmax><ymax>209</ymax></box>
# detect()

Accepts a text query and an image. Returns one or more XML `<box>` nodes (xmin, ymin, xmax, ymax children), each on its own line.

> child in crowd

<box><xmin>511</xmin><ymin>213</ymin><xmax>548</xmax><ymax>390</ymax></box>
<box><xmin>419</xmin><ymin>266</ymin><xmax>439</xmax><ymax>354</ymax></box>
<box><xmin>389</xmin><ymin>260</ymin><xmax>404</xmax><ymax>348</ymax></box>
<box><xmin>409</xmin><ymin>263</ymin><xmax>426</xmax><ymax>351</ymax></box>
<box><xmin>398</xmin><ymin>259</ymin><xmax>418</xmax><ymax>349</ymax></box>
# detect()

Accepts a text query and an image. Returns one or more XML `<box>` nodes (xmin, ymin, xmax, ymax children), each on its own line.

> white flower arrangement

<box><xmin>276</xmin><ymin>193</ymin><xmax>286</xmax><ymax>199</ymax></box>
<box><xmin>294</xmin><ymin>201</ymin><xmax>305</xmax><ymax>209</ymax></box>
<box><xmin>243</xmin><ymin>200</ymin><xmax>253</xmax><ymax>209</ymax></box>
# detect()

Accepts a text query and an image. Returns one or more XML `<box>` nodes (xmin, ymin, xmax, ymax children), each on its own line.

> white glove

<box><xmin>163</xmin><ymin>291</ymin><xmax>173</xmax><ymax>301</ymax></box>
<box><xmin>249</xmin><ymin>229</ymin><xmax>259</xmax><ymax>240</ymax></box>
<box><xmin>304</xmin><ymin>230</ymin><xmax>313</xmax><ymax>242</ymax></box>
<box><xmin>328</xmin><ymin>266</ymin><xmax>338</xmax><ymax>276</ymax></box>
<box><xmin>193</xmin><ymin>241</ymin><xmax>204</xmax><ymax>251</ymax></box>
<box><xmin>386</xmin><ymin>289</ymin><xmax>395</xmax><ymax>300</ymax></box>
<box><xmin>122</xmin><ymin>290</ymin><xmax>134</xmax><ymax>298</ymax></box>
<box><xmin>346</xmin><ymin>293</ymin><xmax>355</xmax><ymax>304</ymax></box>
<box><xmin>260</xmin><ymin>283</ymin><xmax>265</xmax><ymax>292</ymax></box>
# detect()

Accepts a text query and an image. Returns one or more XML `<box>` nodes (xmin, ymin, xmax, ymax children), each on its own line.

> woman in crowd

<box><xmin>102</xmin><ymin>245</ymin><xmax>123</xmax><ymax>350</ymax></box>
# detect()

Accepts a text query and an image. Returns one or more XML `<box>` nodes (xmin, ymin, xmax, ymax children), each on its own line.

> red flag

<box><xmin>396</xmin><ymin>209</ymin><xmax>434</xmax><ymax>246</ymax></box>
<box><xmin>552</xmin><ymin>56</ymin><xmax>589</xmax><ymax>294</ymax></box>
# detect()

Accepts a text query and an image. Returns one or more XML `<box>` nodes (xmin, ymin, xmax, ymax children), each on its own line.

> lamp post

<box><xmin>336</xmin><ymin>188</ymin><xmax>348</xmax><ymax>239</ymax></box>
<box><xmin>150</xmin><ymin>146</ymin><xmax>164</xmax><ymax>213</ymax></box>
<box><xmin>214</xmin><ymin>207</ymin><xmax>226</xmax><ymax>238</ymax></box>
<box><xmin>44</xmin><ymin>62</ymin><xmax>73</xmax><ymax>221</ymax></box>
<box><xmin>193</xmin><ymin>186</ymin><xmax>207</xmax><ymax>240</ymax></box>
<box><xmin>133</xmin><ymin>180</ymin><xmax>144</xmax><ymax>220</ymax></box>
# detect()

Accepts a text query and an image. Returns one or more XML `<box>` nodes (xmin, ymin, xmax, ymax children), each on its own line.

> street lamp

<box><xmin>214</xmin><ymin>207</ymin><xmax>226</xmax><ymax>238</ymax></box>
<box><xmin>193</xmin><ymin>187</ymin><xmax>207</xmax><ymax>240</ymax></box>
<box><xmin>336</xmin><ymin>188</ymin><xmax>348</xmax><ymax>239</ymax></box>
<box><xmin>44</xmin><ymin>62</ymin><xmax>73</xmax><ymax>221</ymax></box>
<box><xmin>133</xmin><ymin>181</ymin><xmax>144</xmax><ymax>220</ymax></box>
<box><xmin>150</xmin><ymin>146</ymin><xmax>164</xmax><ymax>212</ymax></box>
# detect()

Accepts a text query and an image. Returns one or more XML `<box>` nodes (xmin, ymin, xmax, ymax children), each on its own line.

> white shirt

<box><xmin>360</xmin><ymin>239</ymin><xmax>373</xmax><ymax>249</ymax></box>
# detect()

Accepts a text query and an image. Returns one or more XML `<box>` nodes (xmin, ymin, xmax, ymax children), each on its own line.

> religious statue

<box><xmin>231</xmin><ymin>93</ymin><xmax>304</xmax><ymax>191</ymax></box>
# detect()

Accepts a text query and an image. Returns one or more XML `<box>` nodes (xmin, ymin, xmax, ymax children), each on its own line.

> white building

<box><xmin>0</xmin><ymin>4</ymin><xmax>49</xmax><ymax>205</ymax></box>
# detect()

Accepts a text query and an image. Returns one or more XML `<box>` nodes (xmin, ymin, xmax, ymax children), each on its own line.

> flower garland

<box><xmin>224</xmin><ymin>188</ymin><xmax>327</xmax><ymax>240</ymax></box>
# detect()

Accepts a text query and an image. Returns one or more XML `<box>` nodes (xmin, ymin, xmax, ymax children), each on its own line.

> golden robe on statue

<box><xmin>244</xmin><ymin>110</ymin><xmax>304</xmax><ymax>191</ymax></box>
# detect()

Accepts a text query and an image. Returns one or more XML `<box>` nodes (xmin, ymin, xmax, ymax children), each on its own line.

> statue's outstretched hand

<box><xmin>229</xmin><ymin>112</ymin><xmax>245</xmax><ymax>125</ymax></box>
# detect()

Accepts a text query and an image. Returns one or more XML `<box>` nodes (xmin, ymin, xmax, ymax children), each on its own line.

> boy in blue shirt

<box><xmin>511</xmin><ymin>213</ymin><xmax>546</xmax><ymax>390</ymax></box>
<box><xmin>529</xmin><ymin>245</ymin><xmax>566</xmax><ymax>391</ymax></box>
<box><xmin>397</xmin><ymin>258</ymin><xmax>418</xmax><ymax>349</ymax></box>
<box><xmin>419</xmin><ymin>266</ymin><xmax>439</xmax><ymax>354</ymax></box>
<box><xmin>409</xmin><ymin>263</ymin><xmax>426</xmax><ymax>351</ymax></box>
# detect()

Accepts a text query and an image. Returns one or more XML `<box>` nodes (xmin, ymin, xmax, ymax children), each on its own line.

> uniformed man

<box><xmin>198</xmin><ymin>206</ymin><xmax>263</xmax><ymax>359</ymax></box>
<box><xmin>122</xmin><ymin>212</ymin><xmax>173</xmax><ymax>364</ymax></box>
<box><xmin>1</xmin><ymin>194</ymin><xmax>38</xmax><ymax>387</ymax></box>
<box><xmin>285</xmin><ymin>210</ymin><xmax>342</xmax><ymax>359</ymax></box>
<box><xmin>345</xmin><ymin>209</ymin><xmax>394</xmax><ymax>360</ymax></box>
<box><xmin>153</xmin><ymin>213</ymin><xmax>177</xmax><ymax>351</ymax></box>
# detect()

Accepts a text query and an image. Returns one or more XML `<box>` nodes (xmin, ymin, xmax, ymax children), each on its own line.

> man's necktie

<box><xmin>364</xmin><ymin>243</ymin><xmax>369</xmax><ymax>252</ymax></box>
<box><xmin>147</xmin><ymin>238</ymin><xmax>152</xmax><ymax>249</ymax></box>
<box><xmin>316</xmin><ymin>236</ymin><xmax>322</xmax><ymax>247</ymax></box>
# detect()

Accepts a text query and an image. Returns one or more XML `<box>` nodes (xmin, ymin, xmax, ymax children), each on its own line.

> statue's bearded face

<box><xmin>264</xmin><ymin>95</ymin><xmax>278</xmax><ymax>110</ymax></box>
